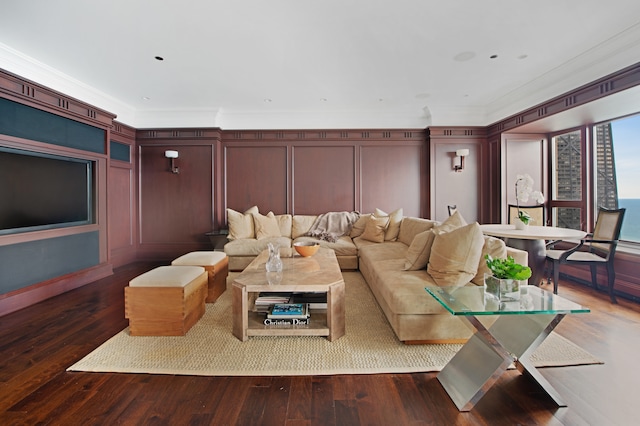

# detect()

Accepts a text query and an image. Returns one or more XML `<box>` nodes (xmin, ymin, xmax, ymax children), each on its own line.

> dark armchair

<box><xmin>545</xmin><ymin>207</ymin><xmax>625</xmax><ymax>303</ymax></box>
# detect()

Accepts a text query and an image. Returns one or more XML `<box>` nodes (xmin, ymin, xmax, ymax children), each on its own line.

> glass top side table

<box><xmin>425</xmin><ymin>285</ymin><xmax>590</xmax><ymax>411</ymax></box>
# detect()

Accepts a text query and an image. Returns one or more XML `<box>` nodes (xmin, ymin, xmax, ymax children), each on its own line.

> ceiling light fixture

<box><xmin>490</xmin><ymin>54</ymin><xmax>498</xmax><ymax>59</ymax></box>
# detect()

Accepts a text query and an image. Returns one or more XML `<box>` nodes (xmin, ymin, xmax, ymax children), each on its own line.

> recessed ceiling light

<box><xmin>490</xmin><ymin>54</ymin><xmax>498</xmax><ymax>59</ymax></box>
<box><xmin>518</xmin><ymin>54</ymin><xmax>528</xmax><ymax>60</ymax></box>
<box><xmin>263</xmin><ymin>98</ymin><xmax>272</xmax><ymax>103</ymax></box>
<box><xmin>320</xmin><ymin>98</ymin><xmax>327</xmax><ymax>102</ymax></box>
<box><xmin>155</xmin><ymin>56</ymin><xmax>164</xmax><ymax>61</ymax></box>
<box><xmin>142</xmin><ymin>96</ymin><xmax>151</xmax><ymax>101</ymax></box>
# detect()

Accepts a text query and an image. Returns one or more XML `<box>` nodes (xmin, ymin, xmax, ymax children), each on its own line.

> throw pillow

<box><xmin>375</xmin><ymin>208</ymin><xmax>403</xmax><ymax>241</ymax></box>
<box><xmin>253</xmin><ymin>211</ymin><xmax>282</xmax><ymax>239</ymax></box>
<box><xmin>350</xmin><ymin>213</ymin><xmax>371</xmax><ymax>238</ymax></box>
<box><xmin>401</xmin><ymin>209</ymin><xmax>468</xmax><ymax>269</ymax></box>
<box><xmin>227</xmin><ymin>206</ymin><xmax>259</xmax><ymax>240</ymax></box>
<box><xmin>427</xmin><ymin>222</ymin><xmax>485</xmax><ymax>287</ymax></box>
<box><xmin>404</xmin><ymin>230</ymin><xmax>435</xmax><ymax>270</ymax></box>
<box><xmin>360</xmin><ymin>215</ymin><xmax>389</xmax><ymax>243</ymax></box>
<box><xmin>472</xmin><ymin>236</ymin><xmax>508</xmax><ymax>285</ymax></box>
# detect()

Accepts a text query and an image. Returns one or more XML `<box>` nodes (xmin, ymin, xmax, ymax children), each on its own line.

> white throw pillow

<box><xmin>253</xmin><ymin>211</ymin><xmax>282</xmax><ymax>239</ymax></box>
<box><xmin>227</xmin><ymin>206</ymin><xmax>259</xmax><ymax>240</ymax></box>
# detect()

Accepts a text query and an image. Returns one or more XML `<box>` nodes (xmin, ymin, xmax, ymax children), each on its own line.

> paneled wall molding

<box><xmin>136</xmin><ymin>128</ymin><xmax>222</xmax><ymax>141</ymax></box>
<box><xmin>427</xmin><ymin>126</ymin><xmax>487</xmax><ymax>139</ymax></box>
<box><xmin>111</xmin><ymin>121</ymin><xmax>136</xmax><ymax>139</ymax></box>
<box><xmin>487</xmin><ymin>61</ymin><xmax>640</xmax><ymax>136</ymax></box>
<box><xmin>221</xmin><ymin>129</ymin><xmax>425</xmax><ymax>142</ymax></box>
<box><xmin>0</xmin><ymin>68</ymin><xmax>115</xmax><ymax>128</ymax></box>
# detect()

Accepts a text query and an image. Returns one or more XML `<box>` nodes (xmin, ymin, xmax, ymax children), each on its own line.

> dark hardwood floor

<box><xmin>1</xmin><ymin>262</ymin><xmax>638</xmax><ymax>425</ymax></box>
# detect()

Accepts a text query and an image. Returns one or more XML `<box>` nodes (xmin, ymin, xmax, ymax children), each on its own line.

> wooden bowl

<box><xmin>293</xmin><ymin>241</ymin><xmax>320</xmax><ymax>257</ymax></box>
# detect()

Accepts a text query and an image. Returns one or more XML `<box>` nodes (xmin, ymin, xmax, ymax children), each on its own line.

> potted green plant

<box><xmin>484</xmin><ymin>255</ymin><xmax>532</xmax><ymax>301</ymax></box>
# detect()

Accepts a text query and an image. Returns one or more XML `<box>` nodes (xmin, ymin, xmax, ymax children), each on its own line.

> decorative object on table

<box><xmin>265</xmin><ymin>242</ymin><xmax>283</xmax><ymax>272</ymax></box>
<box><xmin>293</xmin><ymin>241</ymin><xmax>320</xmax><ymax>257</ymax></box>
<box><xmin>484</xmin><ymin>254</ymin><xmax>532</xmax><ymax>301</ymax></box>
<box><xmin>515</xmin><ymin>174</ymin><xmax>545</xmax><ymax>229</ymax></box>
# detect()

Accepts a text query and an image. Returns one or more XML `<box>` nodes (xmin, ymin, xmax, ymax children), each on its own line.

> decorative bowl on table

<box><xmin>293</xmin><ymin>241</ymin><xmax>320</xmax><ymax>257</ymax></box>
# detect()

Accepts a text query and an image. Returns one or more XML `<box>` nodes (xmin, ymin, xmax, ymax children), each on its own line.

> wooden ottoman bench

<box><xmin>124</xmin><ymin>265</ymin><xmax>207</xmax><ymax>336</ymax></box>
<box><xmin>171</xmin><ymin>251</ymin><xmax>229</xmax><ymax>303</ymax></box>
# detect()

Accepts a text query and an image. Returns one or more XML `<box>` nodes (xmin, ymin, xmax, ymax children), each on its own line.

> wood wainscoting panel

<box><xmin>225</xmin><ymin>145</ymin><xmax>288</xmax><ymax>214</ymax></box>
<box><xmin>292</xmin><ymin>145</ymin><xmax>356</xmax><ymax>215</ymax></box>
<box><xmin>360</xmin><ymin>144</ymin><xmax>424</xmax><ymax>218</ymax></box>
<box><xmin>139</xmin><ymin>144</ymin><xmax>213</xmax><ymax>246</ymax></box>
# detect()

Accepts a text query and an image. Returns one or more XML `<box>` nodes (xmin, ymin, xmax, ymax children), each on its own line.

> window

<box><xmin>594</xmin><ymin>114</ymin><xmax>640</xmax><ymax>243</ymax></box>
<box><xmin>549</xmin><ymin>129</ymin><xmax>586</xmax><ymax>230</ymax></box>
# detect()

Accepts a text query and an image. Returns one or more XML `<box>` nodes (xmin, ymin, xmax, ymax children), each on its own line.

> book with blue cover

<box><xmin>268</xmin><ymin>303</ymin><xmax>309</xmax><ymax>319</ymax></box>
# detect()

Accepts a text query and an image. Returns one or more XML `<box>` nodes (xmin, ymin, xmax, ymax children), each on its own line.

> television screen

<box><xmin>0</xmin><ymin>147</ymin><xmax>94</xmax><ymax>235</ymax></box>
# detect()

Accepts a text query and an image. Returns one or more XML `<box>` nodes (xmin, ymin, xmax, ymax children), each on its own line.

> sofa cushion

<box><xmin>375</xmin><ymin>208</ymin><xmax>403</xmax><ymax>241</ymax></box>
<box><xmin>224</xmin><ymin>236</ymin><xmax>292</xmax><ymax>256</ymax></box>
<box><xmin>397</xmin><ymin>217</ymin><xmax>438</xmax><ymax>246</ymax></box>
<box><xmin>253</xmin><ymin>211</ymin><xmax>282</xmax><ymax>239</ymax></box>
<box><xmin>350</xmin><ymin>213</ymin><xmax>372</xmax><ymax>238</ymax></box>
<box><xmin>293</xmin><ymin>235</ymin><xmax>358</xmax><ymax>256</ymax></box>
<box><xmin>227</xmin><ymin>206</ymin><xmax>259</xmax><ymax>240</ymax></box>
<box><xmin>403</xmin><ymin>230</ymin><xmax>435</xmax><ymax>270</ymax></box>
<box><xmin>292</xmin><ymin>215</ymin><xmax>317</xmax><ymax>239</ymax></box>
<box><xmin>276</xmin><ymin>214</ymin><xmax>292</xmax><ymax>238</ymax></box>
<box><xmin>360</xmin><ymin>215</ymin><xmax>389</xmax><ymax>243</ymax></box>
<box><xmin>472</xmin><ymin>236</ymin><xmax>508</xmax><ymax>285</ymax></box>
<box><xmin>427</xmin><ymin>222</ymin><xmax>485</xmax><ymax>287</ymax></box>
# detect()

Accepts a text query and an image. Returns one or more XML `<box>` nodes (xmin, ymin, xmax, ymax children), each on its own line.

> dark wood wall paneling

<box><xmin>427</xmin><ymin>127</ymin><xmax>487</xmax><ymax>222</ymax></box>
<box><xmin>135</xmin><ymin>128</ymin><xmax>222</xmax><ymax>261</ymax></box>
<box><xmin>108</xmin><ymin>122</ymin><xmax>137</xmax><ymax>268</ymax></box>
<box><xmin>222</xmin><ymin>129</ymin><xmax>427</xmax><ymax>219</ymax></box>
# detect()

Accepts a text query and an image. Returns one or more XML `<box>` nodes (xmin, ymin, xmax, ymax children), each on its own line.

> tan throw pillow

<box><xmin>375</xmin><ymin>208</ymin><xmax>403</xmax><ymax>241</ymax></box>
<box><xmin>350</xmin><ymin>213</ymin><xmax>371</xmax><ymax>238</ymax></box>
<box><xmin>360</xmin><ymin>215</ymin><xmax>389</xmax><ymax>243</ymax></box>
<box><xmin>404</xmin><ymin>230</ymin><xmax>435</xmax><ymax>270</ymax></box>
<box><xmin>472</xmin><ymin>236</ymin><xmax>508</xmax><ymax>285</ymax></box>
<box><xmin>401</xmin><ymin>210</ymin><xmax>467</xmax><ymax>270</ymax></box>
<box><xmin>427</xmin><ymin>222</ymin><xmax>485</xmax><ymax>288</ymax></box>
<box><xmin>253</xmin><ymin>211</ymin><xmax>282</xmax><ymax>239</ymax></box>
<box><xmin>227</xmin><ymin>206</ymin><xmax>259</xmax><ymax>240</ymax></box>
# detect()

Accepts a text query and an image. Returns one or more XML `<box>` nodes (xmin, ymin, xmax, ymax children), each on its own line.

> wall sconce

<box><xmin>454</xmin><ymin>149</ymin><xmax>469</xmax><ymax>172</ymax></box>
<box><xmin>165</xmin><ymin>150</ymin><xmax>179</xmax><ymax>174</ymax></box>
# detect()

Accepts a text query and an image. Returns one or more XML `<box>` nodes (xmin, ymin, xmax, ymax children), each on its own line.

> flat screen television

<box><xmin>0</xmin><ymin>147</ymin><xmax>94</xmax><ymax>235</ymax></box>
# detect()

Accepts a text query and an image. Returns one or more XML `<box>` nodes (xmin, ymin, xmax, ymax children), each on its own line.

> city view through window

<box><xmin>608</xmin><ymin>114</ymin><xmax>640</xmax><ymax>243</ymax></box>
<box><xmin>551</xmin><ymin>114</ymin><xmax>639</xmax><ymax>244</ymax></box>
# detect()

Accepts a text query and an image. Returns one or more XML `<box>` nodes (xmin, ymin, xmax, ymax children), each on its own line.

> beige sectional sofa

<box><xmin>223</xmin><ymin>207</ymin><xmax>528</xmax><ymax>343</ymax></box>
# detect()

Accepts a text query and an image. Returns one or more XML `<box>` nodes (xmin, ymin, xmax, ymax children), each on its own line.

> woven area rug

<box><xmin>68</xmin><ymin>272</ymin><xmax>602</xmax><ymax>376</ymax></box>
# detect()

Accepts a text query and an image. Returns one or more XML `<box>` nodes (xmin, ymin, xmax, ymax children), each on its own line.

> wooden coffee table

<box><xmin>232</xmin><ymin>247</ymin><xmax>345</xmax><ymax>342</ymax></box>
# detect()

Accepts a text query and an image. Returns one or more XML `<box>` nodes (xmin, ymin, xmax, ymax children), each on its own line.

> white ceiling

<box><xmin>1</xmin><ymin>0</ymin><xmax>640</xmax><ymax>129</ymax></box>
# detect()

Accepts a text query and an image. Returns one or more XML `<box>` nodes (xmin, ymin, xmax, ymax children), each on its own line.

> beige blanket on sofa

<box><xmin>306</xmin><ymin>211</ymin><xmax>360</xmax><ymax>242</ymax></box>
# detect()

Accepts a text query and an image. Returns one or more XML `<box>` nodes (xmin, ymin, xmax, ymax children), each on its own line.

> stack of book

<box><xmin>254</xmin><ymin>293</ymin><xmax>291</xmax><ymax>313</ymax></box>
<box><xmin>263</xmin><ymin>303</ymin><xmax>310</xmax><ymax>326</ymax></box>
<box><xmin>290</xmin><ymin>292</ymin><xmax>327</xmax><ymax>309</ymax></box>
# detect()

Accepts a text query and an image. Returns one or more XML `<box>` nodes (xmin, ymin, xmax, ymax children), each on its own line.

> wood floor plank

<box><xmin>0</xmin><ymin>261</ymin><xmax>638</xmax><ymax>425</ymax></box>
